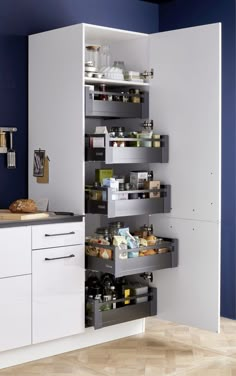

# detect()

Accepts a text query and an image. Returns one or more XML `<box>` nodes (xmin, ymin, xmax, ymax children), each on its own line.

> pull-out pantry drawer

<box><xmin>0</xmin><ymin>227</ymin><xmax>31</xmax><ymax>278</ymax></box>
<box><xmin>32</xmin><ymin>245</ymin><xmax>85</xmax><ymax>343</ymax></box>
<box><xmin>32</xmin><ymin>221</ymin><xmax>84</xmax><ymax>250</ymax></box>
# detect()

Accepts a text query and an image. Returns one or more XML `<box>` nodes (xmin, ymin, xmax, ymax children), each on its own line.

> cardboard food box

<box><xmin>95</xmin><ymin>168</ymin><xmax>113</xmax><ymax>184</ymax></box>
<box><xmin>144</xmin><ymin>180</ymin><xmax>161</xmax><ymax>198</ymax></box>
<box><xmin>130</xmin><ymin>171</ymin><xmax>148</xmax><ymax>189</ymax></box>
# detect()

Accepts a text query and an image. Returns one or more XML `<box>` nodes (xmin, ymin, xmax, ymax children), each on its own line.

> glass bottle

<box><xmin>111</xmin><ymin>285</ymin><xmax>117</xmax><ymax>309</ymax></box>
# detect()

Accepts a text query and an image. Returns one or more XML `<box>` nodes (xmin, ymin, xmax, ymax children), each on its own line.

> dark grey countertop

<box><xmin>0</xmin><ymin>213</ymin><xmax>84</xmax><ymax>228</ymax></box>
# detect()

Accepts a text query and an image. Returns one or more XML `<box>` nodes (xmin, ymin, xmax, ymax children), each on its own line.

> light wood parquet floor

<box><xmin>2</xmin><ymin>317</ymin><xmax>236</xmax><ymax>375</ymax></box>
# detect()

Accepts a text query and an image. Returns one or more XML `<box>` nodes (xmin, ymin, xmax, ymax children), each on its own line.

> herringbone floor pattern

<box><xmin>1</xmin><ymin>317</ymin><xmax>236</xmax><ymax>375</ymax></box>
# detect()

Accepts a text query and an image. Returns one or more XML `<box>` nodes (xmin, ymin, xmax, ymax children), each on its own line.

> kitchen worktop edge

<box><xmin>0</xmin><ymin>214</ymin><xmax>84</xmax><ymax>228</ymax></box>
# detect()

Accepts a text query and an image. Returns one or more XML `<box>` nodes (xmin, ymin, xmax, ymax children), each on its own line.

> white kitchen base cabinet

<box><xmin>32</xmin><ymin>245</ymin><xmax>85</xmax><ymax>344</ymax></box>
<box><xmin>0</xmin><ymin>275</ymin><xmax>31</xmax><ymax>352</ymax></box>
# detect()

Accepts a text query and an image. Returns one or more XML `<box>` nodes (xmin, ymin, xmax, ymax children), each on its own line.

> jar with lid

<box><xmin>85</xmin><ymin>45</ymin><xmax>100</xmax><ymax>70</ymax></box>
<box><xmin>0</xmin><ymin>132</ymin><xmax>6</xmax><ymax>148</ymax></box>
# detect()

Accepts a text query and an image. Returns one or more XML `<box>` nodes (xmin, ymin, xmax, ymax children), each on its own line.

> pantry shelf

<box><xmin>85</xmin><ymin>185</ymin><xmax>171</xmax><ymax>218</ymax></box>
<box><xmin>86</xmin><ymin>287</ymin><xmax>157</xmax><ymax>329</ymax></box>
<box><xmin>85</xmin><ymin>134</ymin><xmax>169</xmax><ymax>164</ymax></box>
<box><xmin>85</xmin><ymin>77</ymin><xmax>150</xmax><ymax>87</ymax></box>
<box><xmin>86</xmin><ymin>238</ymin><xmax>178</xmax><ymax>277</ymax></box>
<box><xmin>85</xmin><ymin>86</ymin><xmax>149</xmax><ymax>118</ymax></box>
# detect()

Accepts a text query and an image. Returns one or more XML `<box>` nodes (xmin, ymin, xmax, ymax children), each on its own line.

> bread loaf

<box><xmin>9</xmin><ymin>199</ymin><xmax>38</xmax><ymax>213</ymax></box>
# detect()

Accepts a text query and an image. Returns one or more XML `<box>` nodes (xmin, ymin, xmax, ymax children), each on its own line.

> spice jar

<box><xmin>0</xmin><ymin>132</ymin><xmax>6</xmax><ymax>148</ymax></box>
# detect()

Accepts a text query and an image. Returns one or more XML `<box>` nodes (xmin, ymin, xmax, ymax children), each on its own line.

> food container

<box><xmin>85</xmin><ymin>45</ymin><xmax>100</xmax><ymax>70</ymax></box>
<box><xmin>144</xmin><ymin>180</ymin><xmax>161</xmax><ymax>198</ymax></box>
<box><xmin>152</xmin><ymin>134</ymin><xmax>161</xmax><ymax>148</ymax></box>
<box><xmin>130</xmin><ymin>171</ymin><xmax>149</xmax><ymax>190</ymax></box>
<box><xmin>89</xmin><ymin>136</ymin><xmax>105</xmax><ymax>148</ymax></box>
<box><xmin>95</xmin><ymin>168</ymin><xmax>113</xmax><ymax>184</ymax></box>
<box><xmin>130</xmin><ymin>284</ymin><xmax>148</xmax><ymax>304</ymax></box>
<box><xmin>124</xmin><ymin>71</ymin><xmax>142</xmax><ymax>82</ymax></box>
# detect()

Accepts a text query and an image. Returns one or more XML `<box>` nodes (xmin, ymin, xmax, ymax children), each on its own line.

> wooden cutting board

<box><xmin>0</xmin><ymin>210</ymin><xmax>50</xmax><ymax>221</ymax></box>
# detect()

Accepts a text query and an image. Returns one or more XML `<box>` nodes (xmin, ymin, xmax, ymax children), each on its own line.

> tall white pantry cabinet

<box><xmin>29</xmin><ymin>23</ymin><xmax>221</xmax><ymax>334</ymax></box>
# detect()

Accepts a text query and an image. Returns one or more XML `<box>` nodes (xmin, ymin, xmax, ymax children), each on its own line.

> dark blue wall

<box><xmin>0</xmin><ymin>0</ymin><xmax>158</xmax><ymax>208</ymax></box>
<box><xmin>159</xmin><ymin>0</ymin><xmax>236</xmax><ymax>319</ymax></box>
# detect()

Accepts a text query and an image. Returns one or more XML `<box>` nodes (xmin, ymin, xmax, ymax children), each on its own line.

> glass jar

<box><xmin>85</xmin><ymin>45</ymin><xmax>100</xmax><ymax>70</ymax></box>
<box><xmin>100</xmin><ymin>45</ymin><xmax>111</xmax><ymax>70</ymax></box>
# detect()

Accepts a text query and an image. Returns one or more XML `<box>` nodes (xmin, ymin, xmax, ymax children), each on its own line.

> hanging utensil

<box><xmin>7</xmin><ymin>131</ymin><xmax>16</xmax><ymax>169</ymax></box>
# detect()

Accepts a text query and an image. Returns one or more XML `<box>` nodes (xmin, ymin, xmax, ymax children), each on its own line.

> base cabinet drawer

<box><xmin>0</xmin><ymin>275</ymin><xmax>31</xmax><ymax>352</ymax></box>
<box><xmin>32</xmin><ymin>221</ymin><xmax>85</xmax><ymax>250</ymax></box>
<box><xmin>32</xmin><ymin>245</ymin><xmax>85</xmax><ymax>344</ymax></box>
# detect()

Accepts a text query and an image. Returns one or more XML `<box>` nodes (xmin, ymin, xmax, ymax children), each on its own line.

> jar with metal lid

<box><xmin>85</xmin><ymin>45</ymin><xmax>100</xmax><ymax>70</ymax></box>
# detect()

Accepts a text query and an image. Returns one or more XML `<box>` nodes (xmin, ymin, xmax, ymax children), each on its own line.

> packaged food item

<box><xmin>113</xmin><ymin>236</ymin><xmax>128</xmax><ymax>259</ymax></box>
<box><xmin>139</xmin><ymin>249</ymin><xmax>157</xmax><ymax>257</ymax></box>
<box><xmin>144</xmin><ymin>180</ymin><xmax>161</xmax><ymax>198</ymax></box>
<box><xmin>113</xmin><ymin>235</ymin><xmax>127</xmax><ymax>248</ymax></box>
<box><xmin>118</xmin><ymin>227</ymin><xmax>139</xmax><ymax>249</ymax></box>
<box><xmin>99</xmin><ymin>248</ymin><xmax>113</xmax><ymax>259</ymax></box>
<box><xmin>130</xmin><ymin>171</ymin><xmax>149</xmax><ymax>190</ymax></box>
<box><xmin>85</xmin><ymin>246</ymin><xmax>99</xmax><ymax>257</ymax></box>
<box><xmin>89</xmin><ymin>136</ymin><xmax>105</xmax><ymax>148</ymax></box>
<box><xmin>157</xmin><ymin>248</ymin><xmax>169</xmax><ymax>254</ymax></box>
<box><xmin>102</xmin><ymin>178</ymin><xmax>119</xmax><ymax>190</ymax></box>
<box><xmin>128</xmin><ymin>250</ymin><xmax>139</xmax><ymax>258</ymax></box>
<box><xmin>139</xmin><ymin>238</ymin><xmax>148</xmax><ymax>247</ymax></box>
<box><xmin>146</xmin><ymin>235</ymin><xmax>157</xmax><ymax>246</ymax></box>
<box><xmin>95</xmin><ymin>168</ymin><xmax>113</xmax><ymax>184</ymax></box>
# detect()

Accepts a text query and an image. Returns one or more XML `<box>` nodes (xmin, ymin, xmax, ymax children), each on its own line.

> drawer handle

<box><xmin>45</xmin><ymin>254</ymin><xmax>75</xmax><ymax>261</ymax></box>
<box><xmin>45</xmin><ymin>231</ymin><xmax>75</xmax><ymax>237</ymax></box>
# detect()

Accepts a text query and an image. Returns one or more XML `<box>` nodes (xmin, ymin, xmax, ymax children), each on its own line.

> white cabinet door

<box><xmin>0</xmin><ymin>275</ymin><xmax>31</xmax><ymax>352</ymax></box>
<box><xmin>29</xmin><ymin>24</ymin><xmax>84</xmax><ymax>213</ymax></box>
<box><xmin>0</xmin><ymin>227</ymin><xmax>31</xmax><ymax>278</ymax></box>
<box><xmin>32</xmin><ymin>245</ymin><xmax>85</xmax><ymax>344</ymax></box>
<box><xmin>149</xmin><ymin>23</ymin><xmax>221</xmax><ymax>332</ymax></box>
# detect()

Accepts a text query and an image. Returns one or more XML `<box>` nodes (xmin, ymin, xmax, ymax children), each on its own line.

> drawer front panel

<box><xmin>32</xmin><ymin>245</ymin><xmax>85</xmax><ymax>343</ymax></box>
<box><xmin>0</xmin><ymin>275</ymin><xmax>31</xmax><ymax>352</ymax></box>
<box><xmin>0</xmin><ymin>227</ymin><xmax>31</xmax><ymax>278</ymax></box>
<box><xmin>32</xmin><ymin>221</ymin><xmax>84</xmax><ymax>249</ymax></box>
